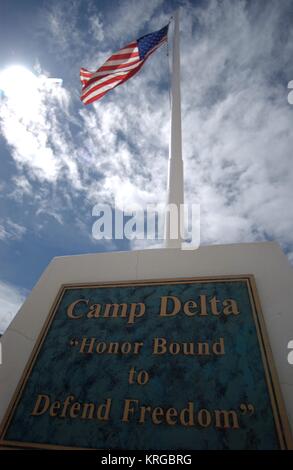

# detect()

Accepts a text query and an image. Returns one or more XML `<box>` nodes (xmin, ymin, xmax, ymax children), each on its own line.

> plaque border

<box><xmin>0</xmin><ymin>275</ymin><xmax>292</xmax><ymax>450</ymax></box>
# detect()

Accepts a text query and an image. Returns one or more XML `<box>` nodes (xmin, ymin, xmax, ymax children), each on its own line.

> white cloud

<box><xmin>66</xmin><ymin>0</ymin><xmax>292</xmax><ymax>257</ymax></box>
<box><xmin>44</xmin><ymin>1</ymin><xmax>84</xmax><ymax>59</ymax></box>
<box><xmin>39</xmin><ymin>0</ymin><xmax>106</xmax><ymax>68</ymax></box>
<box><xmin>0</xmin><ymin>69</ymin><xmax>82</xmax><ymax>188</ymax></box>
<box><xmin>1</xmin><ymin>0</ymin><xmax>293</xmax><ymax>260</ymax></box>
<box><xmin>103</xmin><ymin>0</ymin><xmax>165</xmax><ymax>42</ymax></box>
<box><xmin>0</xmin><ymin>281</ymin><xmax>27</xmax><ymax>334</ymax></box>
<box><xmin>8</xmin><ymin>175</ymin><xmax>33</xmax><ymax>203</ymax></box>
<box><xmin>78</xmin><ymin>81</ymin><xmax>170</xmax><ymax>210</ymax></box>
<box><xmin>90</xmin><ymin>15</ymin><xmax>104</xmax><ymax>42</ymax></box>
<box><xmin>0</xmin><ymin>219</ymin><xmax>26</xmax><ymax>241</ymax></box>
<box><xmin>178</xmin><ymin>0</ymin><xmax>293</xmax><ymax>249</ymax></box>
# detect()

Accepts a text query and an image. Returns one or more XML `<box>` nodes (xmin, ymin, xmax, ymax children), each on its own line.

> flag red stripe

<box><xmin>80</xmin><ymin>27</ymin><xmax>168</xmax><ymax>104</ymax></box>
<box><xmin>81</xmin><ymin>73</ymin><xmax>130</xmax><ymax>100</ymax></box>
<box><xmin>82</xmin><ymin>63</ymin><xmax>144</xmax><ymax>104</ymax></box>
<box><xmin>80</xmin><ymin>49</ymin><xmax>139</xmax><ymax>81</ymax></box>
<box><xmin>82</xmin><ymin>79</ymin><xmax>125</xmax><ymax>102</ymax></box>
<box><xmin>83</xmin><ymin>90</ymin><xmax>108</xmax><ymax>105</ymax></box>
<box><xmin>82</xmin><ymin>61</ymin><xmax>143</xmax><ymax>94</ymax></box>
<box><xmin>109</xmin><ymin>51</ymin><xmax>139</xmax><ymax>60</ymax></box>
<box><xmin>98</xmin><ymin>58</ymin><xmax>141</xmax><ymax>72</ymax></box>
<box><xmin>121</xmin><ymin>41</ymin><xmax>137</xmax><ymax>48</ymax></box>
<box><xmin>82</xmin><ymin>59</ymin><xmax>143</xmax><ymax>83</ymax></box>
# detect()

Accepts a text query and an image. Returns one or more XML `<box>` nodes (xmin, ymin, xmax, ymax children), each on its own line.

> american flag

<box><xmin>80</xmin><ymin>24</ymin><xmax>169</xmax><ymax>105</ymax></box>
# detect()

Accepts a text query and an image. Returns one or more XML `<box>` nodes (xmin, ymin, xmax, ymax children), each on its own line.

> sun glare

<box><xmin>0</xmin><ymin>65</ymin><xmax>42</xmax><ymax>117</ymax></box>
<box><xmin>0</xmin><ymin>65</ymin><xmax>38</xmax><ymax>97</ymax></box>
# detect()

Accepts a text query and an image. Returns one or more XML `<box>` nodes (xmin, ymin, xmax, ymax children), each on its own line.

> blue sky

<box><xmin>0</xmin><ymin>0</ymin><xmax>293</xmax><ymax>333</ymax></box>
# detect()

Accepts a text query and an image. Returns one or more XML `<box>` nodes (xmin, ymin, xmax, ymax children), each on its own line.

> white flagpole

<box><xmin>164</xmin><ymin>9</ymin><xmax>184</xmax><ymax>248</ymax></box>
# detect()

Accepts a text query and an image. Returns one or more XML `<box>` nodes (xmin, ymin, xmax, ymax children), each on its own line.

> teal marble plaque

<box><xmin>0</xmin><ymin>276</ymin><xmax>291</xmax><ymax>449</ymax></box>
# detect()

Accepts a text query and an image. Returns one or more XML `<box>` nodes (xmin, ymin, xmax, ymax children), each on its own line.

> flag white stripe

<box><xmin>86</xmin><ymin>59</ymin><xmax>143</xmax><ymax>80</ymax></box>
<box><xmin>99</xmin><ymin>59</ymin><xmax>143</xmax><ymax>73</ymax></box>
<box><xmin>81</xmin><ymin>71</ymin><xmax>129</xmax><ymax>96</ymax></box>
<box><xmin>115</xmin><ymin>46</ymin><xmax>138</xmax><ymax>55</ymax></box>
<box><xmin>80</xmin><ymin>48</ymin><xmax>139</xmax><ymax>80</ymax></box>
<box><xmin>105</xmin><ymin>56</ymin><xmax>140</xmax><ymax>66</ymax></box>
<box><xmin>82</xmin><ymin>61</ymin><xmax>142</xmax><ymax>95</ymax></box>
<box><xmin>83</xmin><ymin>79</ymin><xmax>125</xmax><ymax>103</ymax></box>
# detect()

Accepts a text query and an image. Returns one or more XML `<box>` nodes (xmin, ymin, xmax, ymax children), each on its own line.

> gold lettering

<box><xmin>103</xmin><ymin>303</ymin><xmax>128</xmax><ymax>318</ymax></box>
<box><xmin>210</xmin><ymin>296</ymin><xmax>221</xmax><ymax>315</ymax></box>
<box><xmin>199</xmin><ymin>295</ymin><xmax>208</xmax><ymax>316</ymax></box>
<box><xmin>160</xmin><ymin>295</ymin><xmax>181</xmax><ymax>317</ymax></box>
<box><xmin>183</xmin><ymin>300</ymin><xmax>197</xmax><ymax>316</ymax></box>
<box><xmin>122</xmin><ymin>399</ymin><xmax>138</xmax><ymax>422</ymax></box>
<box><xmin>180</xmin><ymin>402</ymin><xmax>195</xmax><ymax>426</ymax></box>
<box><xmin>96</xmin><ymin>342</ymin><xmax>107</xmax><ymax>354</ymax></box>
<box><xmin>153</xmin><ymin>337</ymin><xmax>167</xmax><ymax>355</ymax></box>
<box><xmin>169</xmin><ymin>342</ymin><xmax>180</xmax><ymax>355</ymax></box>
<box><xmin>139</xmin><ymin>405</ymin><xmax>151</xmax><ymax>424</ymax></box>
<box><xmin>223</xmin><ymin>299</ymin><xmax>240</xmax><ymax>315</ymax></box>
<box><xmin>152</xmin><ymin>407</ymin><xmax>164</xmax><ymax>425</ymax></box>
<box><xmin>198</xmin><ymin>342</ymin><xmax>210</xmax><ymax>355</ymax></box>
<box><xmin>31</xmin><ymin>394</ymin><xmax>50</xmax><ymax>416</ymax></box>
<box><xmin>81</xmin><ymin>403</ymin><xmax>95</xmax><ymax>419</ymax></box>
<box><xmin>214</xmin><ymin>409</ymin><xmax>239</xmax><ymax>429</ymax></box>
<box><xmin>128</xmin><ymin>303</ymin><xmax>145</xmax><ymax>325</ymax></box>
<box><xmin>212</xmin><ymin>337</ymin><xmax>225</xmax><ymax>355</ymax></box>
<box><xmin>183</xmin><ymin>342</ymin><xmax>195</xmax><ymax>355</ymax></box>
<box><xmin>197</xmin><ymin>409</ymin><xmax>212</xmax><ymax>427</ymax></box>
<box><xmin>67</xmin><ymin>299</ymin><xmax>88</xmax><ymax>319</ymax></box>
<box><xmin>108</xmin><ymin>342</ymin><xmax>120</xmax><ymax>354</ymax></box>
<box><xmin>60</xmin><ymin>395</ymin><xmax>75</xmax><ymax>417</ymax></box>
<box><xmin>80</xmin><ymin>337</ymin><xmax>95</xmax><ymax>354</ymax></box>
<box><xmin>121</xmin><ymin>342</ymin><xmax>132</xmax><ymax>354</ymax></box>
<box><xmin>69</xmin><ymin>402</ymin><xmax>81</xmax><ymax>418</ymax></box>
<box><xmin>165</xmin><ymin>408</ymin><xmax>178</xmax><ymax>425</ymax></box>
<box><xmin>87</xmin><ymin>303</ymin><xmax>101</xmax><ymax>318</ymax></box>
<box><xmin>133</xmin><ymin>342</ymin><xmax>144</xmax><ymax>354</ymax></box>
<box><xmin>97</xmin><ymin>399</ymin><xmax>111</xmax><ymax>420</ymax></box>
<box><xmin>49</xmin><ymin>401</ymin><xmax>61</xmax><ymax>417</ymax></box>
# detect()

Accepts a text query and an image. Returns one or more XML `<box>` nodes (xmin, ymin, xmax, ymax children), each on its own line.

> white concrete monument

<box><xmin>0</xmin><ymin>242</ymin><xmax>292</xmax><ymax>449</ymax></box>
